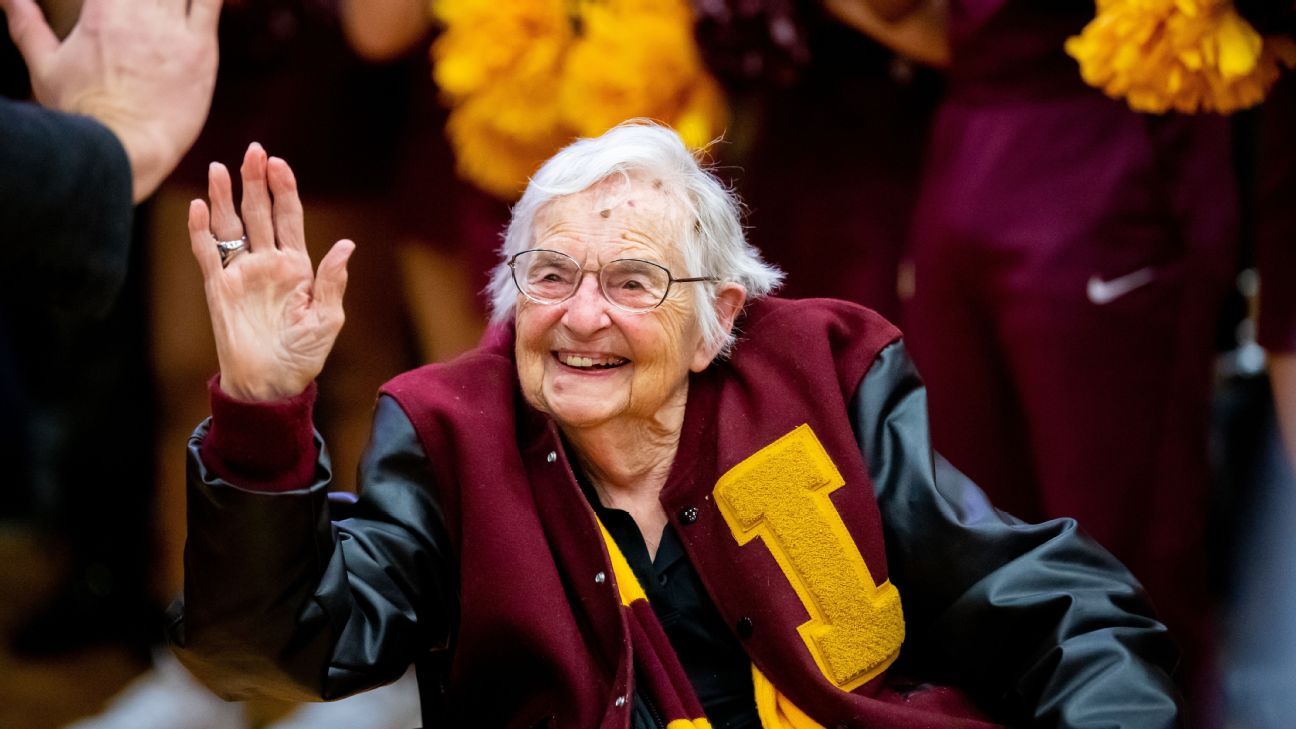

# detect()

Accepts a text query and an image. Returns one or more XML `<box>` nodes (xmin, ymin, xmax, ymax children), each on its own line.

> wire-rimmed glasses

<box><xmin>509</xmin><ymin>249</ymin><xmax>718</xmax><ymax>313</ymax></box>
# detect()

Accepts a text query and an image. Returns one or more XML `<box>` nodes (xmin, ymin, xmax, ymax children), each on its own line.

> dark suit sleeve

<box><xmin>851</xmin><ymin>340</ymin><xmax>1182</xmax><ymax>729</ymax></box>
<box><xmin>0</xmin><ymin>97</ymin><xmax>132</xmax><ymax>318</ymax></box>
<box><xmin>170</xmin><ymin>395</ymin><xmax>458</xmax><ymax>703</ymax></box>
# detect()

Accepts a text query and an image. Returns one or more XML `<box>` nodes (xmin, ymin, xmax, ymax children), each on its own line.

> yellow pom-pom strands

<box><xmin>430</xmin><ymin>0</ymin><xmax>729</xmax><ymax>199</ymax></box>
<box><xmin>1065</xmin><ymin>0</ymin><xmax>1296</xmax><ymax>114</ymax></box>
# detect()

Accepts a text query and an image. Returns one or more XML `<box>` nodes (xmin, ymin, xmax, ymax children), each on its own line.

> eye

<box><xmin>520</xmin><ymin>251</ymin><xmax>579</xmax><ymax>300</ymax></box>
<box><xmin>525</xmin><ymin>253</ymin><xmax>576</xmax><ymax>281</ymax></box>
<box><xmin>605</xmin><ymin>267</ymin><xmax>655</xmax><ymax>291</ymax></box>
<box><xmin>528</xmin><ymin>264</ymin><xmax>576</xmax><ymax>287</ymax></box>
<box><xmin>603</xmin><ymin>260</ymin><xmax>669</xmax><ymax>309</ymax></box>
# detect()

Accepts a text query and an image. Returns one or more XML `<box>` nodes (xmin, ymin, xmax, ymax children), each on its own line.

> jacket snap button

<box><xmin>594</xmin><ymin>571</ymin><xmax>606</xmax><ymax>584</ymax></box>
<box><xmin>546</xmin><ymin>451</ymin><xmax>557</xmax><ymax>463</ymax></box>
<box><xmin>615</xmin><ymin>695</ymin><xmax>626</xmax><ymax>708</ymax></box>
<box><xmin>679</xmin><ymin>506</ymin><xmax>699</xmax><ymax>524</ymax></box>
<box><xmin>736</xmin><ymin>616</ymin><xmax>754</xmax><ymax>638</ymax></box>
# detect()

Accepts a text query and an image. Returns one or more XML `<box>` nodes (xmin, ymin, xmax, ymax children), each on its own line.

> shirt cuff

<box><xmin>200</xmin><ymin>375</ymin><xmax>319</xmax><ymax>493</ymax></box>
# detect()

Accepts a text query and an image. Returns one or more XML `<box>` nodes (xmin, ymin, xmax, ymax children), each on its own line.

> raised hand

<box><xmin>0</xmin><ymin>0</ymin><xmax>222</xmax><ymax>202</ymax></box>
<box><xmin>188</xmin><ymin>143</ymin><xmax>355</xmax><ymax>402</ymax></box>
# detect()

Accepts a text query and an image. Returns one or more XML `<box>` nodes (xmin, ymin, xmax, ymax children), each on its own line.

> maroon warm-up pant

<box><xmin>903</xmin><ymin>89</ymin><xmax>1237</xmax><ymax>681</ymax></box>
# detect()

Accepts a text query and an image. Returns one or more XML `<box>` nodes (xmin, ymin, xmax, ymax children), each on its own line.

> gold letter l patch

<box><xmin>714</xmin><ymin>424</ymin><xmax>904</xmax><ymax>691</ymax></box>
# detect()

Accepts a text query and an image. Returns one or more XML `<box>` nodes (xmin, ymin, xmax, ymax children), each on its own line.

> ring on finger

<box><xmin>215</xmin><ymin>235</ymin><xmax>248</xmax><ymax>267</ymax></box>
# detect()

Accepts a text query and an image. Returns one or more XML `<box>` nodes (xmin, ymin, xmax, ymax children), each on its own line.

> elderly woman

<box><xmin>172</xmin><ymin>123</ymin><xmax>1179</xmax><ymax>729</ymax></box>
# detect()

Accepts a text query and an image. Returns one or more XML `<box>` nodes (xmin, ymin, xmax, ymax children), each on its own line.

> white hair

<box><xmin>485</xmin><ymin>120</ymin><xmax>784</xmax><ymax>355</ymax></box>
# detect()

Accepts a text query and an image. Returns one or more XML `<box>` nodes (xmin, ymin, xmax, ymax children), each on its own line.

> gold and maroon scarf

<box><xmin>598</xmin><ymin>523</ymin><xmax>825</xmax><ymax>729</ymax></box>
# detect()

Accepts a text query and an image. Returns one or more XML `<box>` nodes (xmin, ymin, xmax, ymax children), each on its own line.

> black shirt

<box><xmin>577</xmin><ymin>473</ymin><xmax>761</xmax><ymax>729</ymax></box>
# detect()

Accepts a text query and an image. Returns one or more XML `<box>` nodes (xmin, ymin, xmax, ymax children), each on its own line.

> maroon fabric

<box><xmin>903</xmin><ymin>0</ymin><xmax>1235</xmax><ymax>697</ymax></box>
<box><xmin>380</xmin><ymin>297</ymin><xmax>998</xmax><ymax>728</ymax></box>
<box><xmin>626</xmin><ymin>600</ymin><xmax>708</xmax><ymax>722</ymax></box>
<box><xmin>1256</xmin><ymin>72</ymin><xmax>1296</xmax><ymax>352</ymax></box>
<box><xmin>945</xmin><ymin>0</ymin><xmax>1094</xmax><ymax>102</ymax></box>
<box><xmin>724</xmin><ymin>11</ymin><xmax>941</xmax><ymax>321</ymax></box>
<box><xmin>382</xmin><ymin>58</ymin><xmax>510</xmax><ymax>309</ymax></box>
<box><xmin>201</xmin><ymin>376</ymin><xmax>319</xmax><ymax>493</ymax></box>
<box><xmin>172</xmin><ymin>2</ymin><xmax>416</xmax><ymax>197</ymax></box>
<box><xmin>382</xmin><ymin>342</ymin><xmax>623</xmax><ymax>729</ymax></box>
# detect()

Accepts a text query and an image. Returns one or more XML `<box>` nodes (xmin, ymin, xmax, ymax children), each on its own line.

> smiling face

<box><xmin>514</xmin><ymin>174</ymin><xmax>715</xmax><ymax>432</ymax></box>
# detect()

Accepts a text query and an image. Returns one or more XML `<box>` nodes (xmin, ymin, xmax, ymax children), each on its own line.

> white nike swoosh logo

<box><xmin>1086</xmin><ymin>267</ymin><xmax>1156</xmax><ymax>305</ymax></box>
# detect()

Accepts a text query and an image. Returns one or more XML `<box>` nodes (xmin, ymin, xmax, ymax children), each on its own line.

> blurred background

<box><xmin>2</xmin><ymin>1</ymin><xmax>1294</xmax><ymax>728</ymax></box>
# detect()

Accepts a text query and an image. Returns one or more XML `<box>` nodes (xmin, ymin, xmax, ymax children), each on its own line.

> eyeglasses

<box><xmin>509</xmin><ymin>248</ymin><xmax>718</xmax><ymax>313</ymax></box>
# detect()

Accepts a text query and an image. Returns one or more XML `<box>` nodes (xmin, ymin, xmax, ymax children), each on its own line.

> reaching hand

<box><xmin>0</xmin><ymin>0</ymin><xmax>221</xmax><ymax>202</ymax></box>
<box><xmin>189</xmin><ymin>143</ymin><xmax>355</xmax><ymax>402</ymax></box>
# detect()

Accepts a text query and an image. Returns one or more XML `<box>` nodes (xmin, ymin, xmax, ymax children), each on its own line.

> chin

<box><xmin>543</xmin><ymin>395</ymin><xmax>624</xmax><ymax>430</ymax></box>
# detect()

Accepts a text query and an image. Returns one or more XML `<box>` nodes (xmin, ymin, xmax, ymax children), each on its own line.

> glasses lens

<box><xmin>602</xmin><ymin>259</ymin><xmax>670</xmax><ymax>311</ymax></box>
<box><xmin>516</xmin><ymin>250</ymin><xmax>579</xmax><ymax>302</ymax></box>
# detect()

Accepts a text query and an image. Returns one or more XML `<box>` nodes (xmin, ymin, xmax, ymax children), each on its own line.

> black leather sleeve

<box><xmin>170</xmin><ymin>396</ymin><xmax>457</xmax><ymax>702</ymax></box>
<box><xmin>851</xmin><ymin>340</ymin><xmax>1182</xmax><ymax>729</ymax></box>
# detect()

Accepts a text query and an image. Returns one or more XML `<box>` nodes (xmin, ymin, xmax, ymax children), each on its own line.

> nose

<box><xmin>561</xmin><ymin>271</ymin><xmax>611</xmax><ymax>335</ymax></box>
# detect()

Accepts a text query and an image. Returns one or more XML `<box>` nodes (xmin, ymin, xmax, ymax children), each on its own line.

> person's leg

<box><xmin>735</xmin><ymin>52</ymin><xmax>940</xmax><ymax>321</ymax></box>
<box><xmin>298</xmin><ymin>196</ymin><xmax>418</xmax><ymax>485</ymax></box>
<box><xmin>904</xmin><ymin>243</ymin><xmax>1043</xmax><ymax>522</ymax></box>
<box><xmin>903</xmin><ymin>101</ymin><xmax>1042</xmax><ymax>523</ymax></box>
<box><xmin>995</xmin><ymin>196</ymin><xmax>1228</xmax><ymax>661</ymax></box>
<box><xmin>397</xmin><ymin>242</ymin><xmax>485</xmax><ymax>365</ymax></box>
<box><xmin>906</xmin><ymin>98</ymin><xmax>1231</xmax><ymax>719</ymax></box>
<box><xmin>149</xmin><ymin>182</ymin><xmax>220</xmax><ymax>599</ymax></box>
<box><xmin>985</xmin><ymin>104</ymin><xmax>1233</xmax><ymax>720</ymax></box>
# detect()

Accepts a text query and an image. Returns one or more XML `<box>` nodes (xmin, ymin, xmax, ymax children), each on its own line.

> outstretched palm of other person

<box><xmin>188</xmin><ymin>143</ymin><xmax>355</xmax><ymax>402</ymax></box>
<box><xmin>2</xmin><ymin>0</ymin><xmax>223</xmax><ymax>202</ymax></box>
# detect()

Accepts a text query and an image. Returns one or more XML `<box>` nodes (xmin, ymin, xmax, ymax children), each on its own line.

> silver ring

<box><xmin>216</xmin><ymin>235</ymin><xmax>248</xmax><ymax>266</ymax></box>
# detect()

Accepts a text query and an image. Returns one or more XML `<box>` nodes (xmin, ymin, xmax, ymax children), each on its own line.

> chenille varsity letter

<box><xmin>714</xmin><ymin>424</ymin><xmax>904</xmax><ymax>691</ymax></box>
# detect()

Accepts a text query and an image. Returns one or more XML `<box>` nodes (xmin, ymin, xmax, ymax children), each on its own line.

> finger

<box><xmin>267</xmin><ymin>156</ymin><xmax>307</xmax><ymax>253</ymax></box>
<box><xmin>208</xmin><ymin>162</ymin><xmax>245</xmax><ymax>242</ymax></box>
<box><xmin>2</xmin><ymin>0</ymin><xmax>59</xmax><ymax>68</ymax></box>
<box><xmin>240</xmin><ymin>142</ymin><xmax>277</xmax><ymax>250</ymax></box>
<box><xmin>75</xmin><ymin>0</ymin><xmax>106</xmax><ymax>22</ymax></box>
<box><xmin>160</xmin><ymin>0</ymin><xmax>186</xmax><ymax>19</ymax></box>
<box><xmin>314</xmin><ymin>239</ymin><xmax>356</xmax><ymax>315</ymax></box>
<box><xmin>188</xmin><ymin>0</ymin><xmax>223</xmax><ymax>33</ymax></box>
<box><xmin>188</xmin><ymin>199</ymin><xmax>223</xmax><ymax>278</ymax></box>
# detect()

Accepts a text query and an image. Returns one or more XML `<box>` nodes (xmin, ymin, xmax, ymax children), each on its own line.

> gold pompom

<box><xmin>431</xmin><ymin>0</ymin><xmax>729</xmax><ymax>199</ymax></box>
<box><xmin>1065</xmin><ymin>0</ymin><xmax>1296</xmax><ymax>114</ymax></box>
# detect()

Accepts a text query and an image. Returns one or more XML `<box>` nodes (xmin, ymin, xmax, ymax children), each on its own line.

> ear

<box><xmin>690</xmin><ymin>283</ymin><xmax>747</xmax><ymax>372</ymax></box>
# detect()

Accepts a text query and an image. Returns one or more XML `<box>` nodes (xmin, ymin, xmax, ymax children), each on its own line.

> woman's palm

<box><xmin>188</xmin><ymin>144</ymin><xmax>353</xmax><ymax>401</ymax></box>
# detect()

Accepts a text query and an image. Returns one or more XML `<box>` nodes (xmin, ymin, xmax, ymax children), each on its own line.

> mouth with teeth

<box><xmin>555</xmin><ymin>352</ymin><xmax>630</xmax><ymax>370</ymax></box>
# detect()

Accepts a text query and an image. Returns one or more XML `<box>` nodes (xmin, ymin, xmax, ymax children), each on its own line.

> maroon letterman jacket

<box><xmin>171</xmin><ymin>297</ymin><xmax>1182</xmax><ymax>729</ymax></box>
